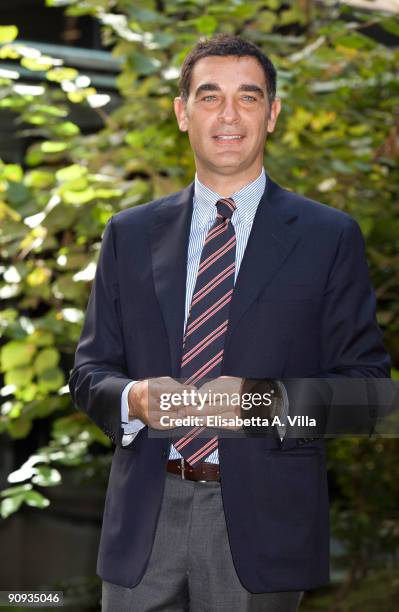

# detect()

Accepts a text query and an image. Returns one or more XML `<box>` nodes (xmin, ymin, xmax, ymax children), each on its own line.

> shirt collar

<box><xmin>193</xmin><ymin>168</ymin><xmax>266</xmax><ymax>228</ymax></box>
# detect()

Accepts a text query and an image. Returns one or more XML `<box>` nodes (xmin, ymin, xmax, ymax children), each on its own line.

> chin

<box><xmin>210</xmin><ymin>164</ymin><xmax>244</xmax><ymax>176</ymax></box>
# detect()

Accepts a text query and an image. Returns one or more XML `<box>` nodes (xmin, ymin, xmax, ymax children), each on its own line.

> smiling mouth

<box><xmin>213</xmin><ymin>135</ymin><xmax>244</xmax><ymax>142</ymax></box>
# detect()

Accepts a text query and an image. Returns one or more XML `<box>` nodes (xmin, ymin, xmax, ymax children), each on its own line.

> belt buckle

<box><xmin>198</xmin><ymin>464</ymin><xmax>208</xmax><ymax>484</ymax></box>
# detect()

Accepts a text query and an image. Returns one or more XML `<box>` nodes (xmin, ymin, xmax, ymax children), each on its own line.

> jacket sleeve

<box><xmin>242</xmin><ymin>217</ymin><xmax>391</xmax><ymax>444</ymax></box>
<box><xmin>69</xmin><ymin>217</ymin><xmax>132</xmax><ymax>446</ymax></box>
<box><xmin>312</xmin><ymin>217</ymin><xmax>391</xmax><ymax>440</ymax></box>
<box><xmin>318</xmin><ymin>217</ymin><xmax>390</xmax><ymax>379</ymax></box>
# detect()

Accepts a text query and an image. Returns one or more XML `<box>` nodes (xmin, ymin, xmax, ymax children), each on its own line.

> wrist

<box><xmin>128</xmin><ymin>383</ymin><xmax>141</xmax><ymax>420</ymax></box>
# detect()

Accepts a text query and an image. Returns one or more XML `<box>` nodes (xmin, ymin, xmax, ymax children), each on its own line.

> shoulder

<box><xmin>110</xmin><ymin>191</ymin><xmax>179</xmax><ymax>227</ymax></box>
<box><xmin>268</xmin><ymin>177</ymin><xmax>360</xmax><ymax>235</ymax></box>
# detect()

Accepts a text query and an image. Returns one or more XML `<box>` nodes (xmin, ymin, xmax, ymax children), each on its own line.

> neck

<box><xmin>196</xmin><ymin>165</ymin><xmax>263</xmax><ymax>197</ymax></box>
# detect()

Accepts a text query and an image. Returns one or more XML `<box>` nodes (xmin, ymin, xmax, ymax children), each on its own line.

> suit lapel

<box><xmin>150</xmin><ymin>184</ymin><xmax>194</xmax><ymax>376</ymax></box>
<box><xmin>225</xmin><ymin>177</ymin><xmax>300</xmax><ymax>349</ymax></box>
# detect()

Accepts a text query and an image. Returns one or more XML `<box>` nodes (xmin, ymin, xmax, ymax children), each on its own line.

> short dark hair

<box><xmin>179</xmin><ymin>34</ymin><xmax>277</xmax><ymax>105</ymax></box>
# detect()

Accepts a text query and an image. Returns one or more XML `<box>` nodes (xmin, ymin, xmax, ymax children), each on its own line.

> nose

<box><xmin>218</xmin><ymin>97</ymin><xmax>240</xmax><ymax>124</ymax></box>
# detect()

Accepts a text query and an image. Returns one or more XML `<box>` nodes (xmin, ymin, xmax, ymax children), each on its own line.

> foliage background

<box><xmin>0</xmin><ymin>0</ymin><xmax>398</xmax><ymax>609</ymax></box>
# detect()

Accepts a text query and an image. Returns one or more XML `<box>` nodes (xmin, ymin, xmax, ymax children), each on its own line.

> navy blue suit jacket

<box><xmin>69</xmin><ymin>177</ymin><xmax>390</xmax><ymax>592</ymax></box>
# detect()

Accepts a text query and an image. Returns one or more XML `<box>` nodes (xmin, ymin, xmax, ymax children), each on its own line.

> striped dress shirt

<box><xmin>121</xmin><ymin>168</ymin><xmax>287</xmax><ymax>461</ymax></box>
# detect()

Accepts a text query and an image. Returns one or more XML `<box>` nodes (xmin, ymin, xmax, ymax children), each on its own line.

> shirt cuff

<box><xmin>121</xmin><ymin>380</ymin><xmax>146</xmax><ymax>434</ymax></box>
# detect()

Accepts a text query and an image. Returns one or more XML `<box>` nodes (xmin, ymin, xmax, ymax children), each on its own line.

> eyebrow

<box><xmin>194</xmin><ymin>83</ymin><xmax>265</xmax><ymax>98</ymax></box>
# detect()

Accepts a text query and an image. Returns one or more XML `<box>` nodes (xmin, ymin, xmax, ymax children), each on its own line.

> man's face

<box><xmin>174</xmin><ymin>55</ymin><xmax>281</xmax><ymax>181</ymax></box>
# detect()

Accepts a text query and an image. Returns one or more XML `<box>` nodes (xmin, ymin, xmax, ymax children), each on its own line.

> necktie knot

<box><xmin>216</xmin><ymin>197</ymin><xmax>236</xmax><ymax>221</ymax></box>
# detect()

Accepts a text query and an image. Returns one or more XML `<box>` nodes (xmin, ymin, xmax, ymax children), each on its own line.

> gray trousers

<box><xmin>102</xmin><ymin>473</ymin><xmax>303</xmax><ymax>612</ymax></box>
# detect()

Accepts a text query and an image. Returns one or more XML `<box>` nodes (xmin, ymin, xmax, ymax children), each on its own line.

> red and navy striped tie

<box><xmin>173</xmin><ymin>197</ymin><xmax>236</xmax><ymax>465</ymax></box>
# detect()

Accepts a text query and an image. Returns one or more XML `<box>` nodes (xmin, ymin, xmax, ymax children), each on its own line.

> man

<box><xmin>69</xmin><ymin>34</ymin><xmax>390</xmax><ymax>611</ymax></box>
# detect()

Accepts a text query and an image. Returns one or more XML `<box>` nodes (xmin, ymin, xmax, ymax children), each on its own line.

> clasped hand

<box><xmin>128</xmin><ymin>376</ymin><xmax>244</xmax><ymax>431</ymax></box>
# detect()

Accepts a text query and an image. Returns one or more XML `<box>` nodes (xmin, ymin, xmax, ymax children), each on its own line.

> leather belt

<box><xmin>167</xmin><ymin>459</ymin><xmax>220</xmax><ymax>482</ymax></box>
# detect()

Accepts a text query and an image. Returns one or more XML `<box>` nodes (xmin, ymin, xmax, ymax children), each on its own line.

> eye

<box><xmin>202</xmin><ymin>95</ymin><xmax>217</xmax><ymax>102</ymax></box>
<box><xmin>242</xmin><ymin>95</ymin><xmax>256</xmax><ymax>102</ymax></box>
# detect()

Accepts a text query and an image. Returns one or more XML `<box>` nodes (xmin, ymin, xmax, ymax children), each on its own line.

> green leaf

<box><xmin>25</xmin><ymin>147</ymin><xmax>44</xmax><ymax>166</ymax></box>
<box><xmin>60</xmin><ymin>187</ymin><xmax>96</xmax><ymax>205</ymax></box>
<box><xmin>0</xmin><ymin>484</ymin><xmax>32</xmax><ymax>498</ymax></box>
<box><xmin>231</xmin><ymin>4</ymin><xmax>259</xmax><ymax>19</ymax></box>
<box><xmin>23</xmin><ymin>396</ymin><xmax>66</xmax><ymax>420</ymax></box>
<box><xmin>43</xmin><ymin>203</ymin><xmax>78</xmax><ymax>232</ymax></box>
<box><xmin>53</xmin><ymin>121</ymin><xmax>80</xmax><ymax>137</ymax></box>
<box><xmin>281</xmin><ymin>7</ymin><xmax>306</xmax><ymax>25</ymax></box>
<box><xmin>125</xmin><ymin>131</ymin><xmax>144</xmax><ymax>147</ymax></box>
<box><xmin>46</xmin><ymin>67</ymin><xmax>78</xmax><ymax>82</ymax></box>
<box><xmin>26</xmin><ymin>114</ymin><xmax>46</xmax><ymax>126</ymax></box>
<box><xmin>32</xmin><ymin>466</ymin><xmax>61</xmax><ymax>487</ymax></box>
<box><xmin>21</xmin><ymin>56</ymin><xmax>54</xmax><ymax>72</ymax></box>
<box><xmin>25</xmin><ymin>170</ymin><xmax>55</xmax><ymax>189</ymax></box>
<box><xmin>34</xmin><ymin>348</ymin><xmax>60</xmax><ymax>374</ymax></box>
<box><xmin>52</xmin><ymin>414</ymin><xmax>87</xmax><ymax>438</ymax></box>
<box><xmin>29</xmin><ymin>330</ymin><xmax>54</xmax><ymax>346</ymax></box>
<box><xmin>37</xmin><ymin>367</ymin><xmax>65</xmax><ymax>392</ymax></box>
<box><xmin>334</xmin><ymin>33</ymin><xmax>375</xmax><ymax>50</ymax></box>
<box><xmin>2</xmin><ymin>163</ymin><xmax>23</xmax><ymax>182</ymax></box>
<box><xmin>56</xmin><ymin>164</ymin><xmax>87</xmax><ymax>183</ymax></box>
<box><xmin>129</xmin><ymin>7</ymin><xmax>159</xmax><ymax>22</ymax></box>
<box><xmin>0</xmin><ymin>25</ymin><xmax>18</xmax><ymax>45</ymax></box>
<box><xmin>0</xmin><ymin>44</ymin><xmax>20</xmax><ymax>59</ymax></box>
<box><xmin>5</xmin><ymin>366</ymin><xmax>35</xmax><ymax>387</ymax></box>
<box><xmin>129</xmin><ymin>52</ymin><xmax>161</xmax><ymax>76</ymax></box>
<box><xmin>6</xmin><ymin>181</ymin><xmax>30</xmax><ymax>206</ymax></box>
<box><xmin>32</xmin><ymin>104</ymin><xmax>68</xmax><ymax>117</ymax></box>
<box><xmin>255</xmin><ymin>11</ymin><xmax>277</xmax><ymax>33</ymax></box>
<box><xmin>0</xmin><ymin>308</ymin><xmax>18</xmax><ymax>327</ymax></box>
<box><xmin>0</xmin><ymin>494</ymin><xmax>24</xmax><ymax>518</ymax></box>
<box><xmin>150</xmin><ymin>32</ymin><xmax>175</xmax><ymax>50</ymax></box>
<box><xmin>2</xmin><ymin>400</ymin><xmax>23</xmax><ymax>418</ymax></box>
<box><xmin>26</xmin><ymin>267</ymin><xmax>52</xmax><ymax>287</ymax></box>
<box><xmin>0</xmin><ymin>340</ymin><xmax>36</xmax><ymax>370</ymax></box>
<box><xmin>195</xmin><ymin>16</ymin><xmax>218</xmax><ymax>35</ymax></box>
<box><xmin>24</xmin><ymin>490</ymin><xmax>50</xmax><ymax>508</ymax></box>
<box><xmin>15</xmin><ymin>383</ymin><xmax>38</xmax><ymax>403</ymax></box>
<box><xmin>67</xmin><ymin>87</ymin><xmax>96</xmax><ymax>104</ymax></box>
<box><xmin>380</xmin><ymin>18</ymin><xmax>399</xmax><ymax>37</ymax></box>
<box><xmin>7</xmin><ymin>417</ymin><xmax>32</xmax><ymax>439</ymax></box>
<box><xmin>58</xmin><ymin>177</ymin><xmax>88</xmax><ymax>194</ymax></box>
<box><xmin>40</xmin><ymin>141</ymin><xmax>68</xmax><ymax>153</ymax></box>
<box><xmin>93</xmin><ymin>188</ymin><xmax>122</xmax><ymax>200</ymax></box>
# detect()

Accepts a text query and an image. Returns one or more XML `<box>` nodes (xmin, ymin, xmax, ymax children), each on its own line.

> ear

<box><xmin>266</xmin><ymin>97</ymin><xmax>282</xmax><ymax>133</ymax></box>
<box><xmin>174</xmin><ymin>96</ymin><xmax>189</xmax><ymax>132</ymax></box>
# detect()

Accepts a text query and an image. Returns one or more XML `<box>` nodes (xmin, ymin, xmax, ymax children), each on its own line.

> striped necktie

<box><xmin>173</xmin><ymin>197</ymin><xmax>237</xmax><ymax>465</ymax></box>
